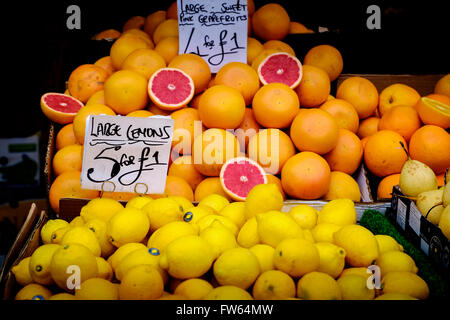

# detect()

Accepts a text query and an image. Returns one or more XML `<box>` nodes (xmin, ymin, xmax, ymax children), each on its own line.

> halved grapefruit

<box><xmin>220</xmin><ymin>157</ymin><xmax>268</xmax><ymax>201</ymax></box>
<box><xmin>415</xmin><ymin>95</ymin><xmax>450</xmax><ymax>129</ymax></box>
<box><xmin>40</xmin><ymin>92</ymin><xmax>84</xmax><ymax>124</ymax></box>
<box><xmin>148</xmin><ymin>67</ymin><xmax>195</xmax><ymax>111</ymax></box>
<box><xmin>257</xmin><ymin>52</ymin><xmax>303</xmax><ymax>89</ymax></box>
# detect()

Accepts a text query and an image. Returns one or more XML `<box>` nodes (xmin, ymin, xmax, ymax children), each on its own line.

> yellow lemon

<box><xmin>204</xmin><ymin>285</ymin><xmax>253</xmax><ymax>300</ymax></box>
<box><xmin>376</xmin><ymin>251</ymin><xmax>418</xmax><ymax>277</ymax></box>
<box><xmin>199</xmin><ymin>220</ymin><xmax>238</xmax><ymax>260</ymax></box>
<box><xmin>96</xmin><ymin>257</ymin><xmax>114</xmax><ymax>281</ymax></box>
<box><xmin>333</xmin><ymin>225</ymin><xmax>379</xmax><ymax>267</ymax></box>
<box><xmin>75</xmin><ymin>278</ymin><xmax>119</xmax><ymax>300</ymax></box>
<box><xmin>69</xmin><ymin>216</ymin><xmax>86</xmax><ymax>228</ymax></box>
<box><xmin>297</xmin><ymin>271</ymin><xmax>342</xmax><ymax>300</ymax></box>
<box><xmin>213</xmin><ymin>247</ymin><xmax>260</xmax><ymax>290</ymax></box>
<box><xmin>28</xmin><ymin>244</ymin><xmax>60</xmax><ymax>285</ymax></box>
<box><xmin>249</xmin><ymin>244</ymin><xmax>275</xmax><ymax>272</ymax></box>
<box><xmin>48</xmin><ymin>293</ymin><xmax>77</xmax><ymax>300</ymax></box>
<box><xmin>85</xmin><ymin>219</ymin><xmax>115</xmax><ymax>258</ymax></box>
<box><xmin>273</xmin><ymin>238</ymin><xmax>320</xmax><ymax>278</ymax></box>
<box><xmin>317</xmin><ymin>199</ymin><xmax>357</xmax><ymax>226</ymax></box>
<box><xmin>119</xmin><ymin>265</ymin><xmax>164</xmax><ymax>300</ymax></box>
<box><xmin>252</xmin><ymin>270</ymin><xmax>296</xmax><ymax>300</ymax></box>
<box><xmin>50</xmin><ymin>243</ymin><xmax>98</xmax><ymax>291</ymax></box>
<box><xmin>169</xmin><ymin>195</ymin><xmax>195</xmax><ymax>212</ymax></box>
<box><xmin>15</xmin><ymin>283</ymin><xmax>52</xmax><ymax>300</ymax></box>
<box><xmin>237</xmin><ymin>217</ymin><xmax>260</xmax><ymax>248</ymax></box>
<box><xmin>218</xmin><ymin>201</ymin><xmax>246</xmax><ymax>228</ymax></box>
<box><xmin>40</xmin><ymin>219</ymin><xmax>70</xmax><ymax>244</ymax></box>
<box><xmin>339</xmin><ymin>267</ymin><xmax>371</xmax><ymax>280</ymax></box>
<box><xmin>61</xmin><ymin>226</ymin><xmax>102</xmax><ymax>257</ymax></box>
<box><xmin>126</xmin><ymin>195</ymin><xmax>153</xmax><ymax>209</ymax></box>
<box><xmin>158</xmin><ymin>293</ymin><xmax>188</xmax><ymax>300</ymax></box>
<box><xmin>183</xmin><ymin>205</ymin><xmax>214</xmax><ymax>224</ymax></box>
<box><xmin>11</xmin><ymin>257</ymin><xmax>33</xmax><ymax>286</ymax></box>
<box><xmin>289</xmin><ymin>205</ymin><xmax>318</xmax><ymax>230</ymax></box>
<box><xmin>50</xmin><ymin>226</ymin><xmax>71</xmax><ymax>244</ymax></box>
<box><xmin>159</xmin><ymin>235</ymin><xmax>214</xmax><ymax>279</ymax></box>
<box><xmin>374</xmin><ymin>293</ymin><xmax>418</xmax><ymax>300</ymax></box>
<box><xmin>196</xmin><ymin>214</ymin><xmax>239</xmax><ymax>236</ymax></box>
<box><xmin>375</xmin><ymin>234</ymin><xmax>403</xmax><ymax>254</ymax></box>
<box><xmin>80</xmin><ymin>197</ymin><xmax>124</xmax><ymax>223</ymax></box>
<box><xmin>147</xmin><ymin>221</ymin><xmax>199</xmax><ymax>253</ymax></box>
<box><xmin>311</xmin><ymin>223</ymin><xmax>342</xmax><ymax>243</ymax></box>
<box><xmin>174</xmin><ymin>278</ymin><xmax>214</xmax><ymax>300</ymax></box>
<box><xmin>107</xmin><ymin>207</ymin><xmax>150</xmax><ymax>247</ymax></box>
<box><xmin>245</xmin><ymin>184</ymin><xmax>284</xmax><ymax>219</ymax></box>
<box><xmin>142</xmin><ymin>197</ymin><xmax>184</xmax><ymax>232</ymax></box>
<box><xmin>337</xmin><ymin>274</ymin><xmax>375</xmax><ymax>300</ymax></box>
<box><xmin>303</xmin><ymin>229</ymin><xmax>315</xmax><ymax>243</ymax></box>
<box><xmin>198</xmin><ymin>194</ymin><xmax>230</xmax><ymax>213</ymax></box>
<box><xmin>107</xmin><ymin>242</ymin><xmax>147</xmax><ymax>271</ymax></box>
<box><xmin>256</xmin><ymin>211</ymin><xmax>304</xmax><ymax>248</ymax></box>
<box><xmin>381</xmin><ymin>271</ymin><xmax>429</xmax><ymax>300</ymax></box>
<box><xmin>315</xmin><ymin>242</ymin><xmax>347</xmax><ymax>278</ymax></box>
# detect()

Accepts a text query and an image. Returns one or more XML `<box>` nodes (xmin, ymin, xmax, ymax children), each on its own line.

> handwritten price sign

<box><xmin>177</xmin><ymin>0</ymin><xmax>248</xmax><ymax>73</ymax></box>
<box><xmin>80</xmin><ymin>115</ymin><xmax>174</xmax><ymax>195</ymax></box>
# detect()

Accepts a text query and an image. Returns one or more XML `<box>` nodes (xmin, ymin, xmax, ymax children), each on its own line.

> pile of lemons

<box><xmin>11</xmin><ymin>184</ymin><xmax>429</xmax><ymax>300</ymax></box>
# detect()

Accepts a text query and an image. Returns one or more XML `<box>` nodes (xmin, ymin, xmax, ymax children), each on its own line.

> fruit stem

<box><xmin>399</xmin><ymin>141</ymin><xmax>410</xmax><ymax>159</ymax></box>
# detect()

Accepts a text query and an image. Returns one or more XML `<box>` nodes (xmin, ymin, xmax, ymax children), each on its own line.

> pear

<box><xmin>398</xmin><ymin>142</ymin><xmax>438</xmax><ymax>197</ymax></box>
<box><xmin>416</xmin><ymin>189</ymin><xmax>444</xmax><ymax>225</ymax></box>
<box><xmin>443</xmin><ymin>169</ymin><xmax>449</xmax><ymax>207</ymax></box>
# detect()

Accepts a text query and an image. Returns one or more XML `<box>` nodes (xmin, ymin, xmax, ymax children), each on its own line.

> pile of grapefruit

<box><xmin>40</xmin><ymin>1</ymin><xmax>450</xmax><ymax>212</ymax></box>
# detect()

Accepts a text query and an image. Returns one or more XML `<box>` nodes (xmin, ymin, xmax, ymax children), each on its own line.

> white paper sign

<box><xmin>177</xmin><ymin>0</ymin><xmax>248</xmax><ymax>73</ymax></box>
<box><xmin>81</xmin><ymin>115</ymin><xmax>174</xmax><ymax>194</ymax></box>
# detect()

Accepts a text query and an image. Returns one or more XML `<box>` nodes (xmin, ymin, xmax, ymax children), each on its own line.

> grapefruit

<box><xmin>257</xmin><ymin>52</ymin><xmax>303</xmax><ymax>89</ymax></box>
<box><xmin>148</xmin><ymin>68</ymin><xmax>195</xmax><ymax>111</ymax></box>
<box><xmin>40</xmin><ymin>93</ymin><xmax>83</xmax><ymax>124</ymax></box>
<box><xmin>220</xmin><ymin>157</ymin><xmax>267</xmax><ymax>201</ymax></box>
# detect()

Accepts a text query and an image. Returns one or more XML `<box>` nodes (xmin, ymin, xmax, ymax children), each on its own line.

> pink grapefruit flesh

<box><xmin>220</xmin><ymin>157</ymin><xmax>268</xmax><ymax>201</ymax></box>
<box><xmin>258</xmin><ymin>52</ymin><xmax>303</xmax><ymax>89</ymax></box>
<box><xmin>148</xmin><ymin>67</ymin><xmax>195</xmax><ymax>111</ymax></box>
<box><xmin>40</xmin><ymin>92</ymin><xmax>84</xmax><ymax>124</ymax></box>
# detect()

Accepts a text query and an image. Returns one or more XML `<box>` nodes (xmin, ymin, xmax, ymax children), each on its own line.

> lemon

<box><xmin>333</xmin><ymin>224</ymin><xmax>379</xmax><ymax>267</ymax></box>
<box><xmin>337</xmin><ymin>274</ymin><xmax>375</xmax><ymax>300</ymax></box>
<box><xmin>297</xmin><ymin>271</ymin><xmax>342</xmax><ymax>300</ymax></box>
<box><xmin>40</xmin><ymin>219</ymin><xmax>70</xmax><ymax>244</ymax></box>
<box><xmin>142</xmin><ymin>197</ymin><xmax>184</xmax><ymax>232</ymax></box>
<box><xmin>119</xmin><ymin>265</ymin><xmax>164</xmax><ymax>300</ymax></box>
<box><xmin>107</xmin><ymin>242</ymin><xmax>146</xmax><ymax>271</ymax></box>
<box><xmin>375</xmin><ymin>234</ymin><xmax>404</xmax><ymax>254</ymax></box>
<box><xmin>196</xmin><ymin>214</ymin><xmax>239</xmax><ymax>236</ymax></box>
<box><xmin>50</xmin><ymin>226</ymin><xmax>71</xmax><ymax>244</ymax></box>
<box><xmin>339</xmin><ymin>267</ymin><xmax>370</xmax><ymax>280</ymax></box>
<box><xmin>169</xmin><ymin>195</ymin><xmax>195</xmax><ymax>212</ymax></box>
<box><xmin>69</xmin><ymin>216</ymin><xmax>86</xmax><ymax>228</ymax></box>
<box><xmin>256</xmin><ymin>211</ymin><xmax>304</xmax><ymax>248</ymax></box>
<box><xmin>11</xmin><ymin>257</ymin><xmax>33</xmax><ymax>286</ymax></box>
<box><xmin>198</xmin><ymin>194</ymin><xmax>230</xmax><ymax>213</ymax></box>
<box><xmin>15</xmin><ymin>283</ymin><xmax>52</xmax><ymax>300</ymax></box>
<box><xmin>158</xmin><ymin>293</ymin><xmax>188</xmax><ymax>300</ymax></box>
<box><xmin>115</xmin><ymin>247</ymin><xmax>167</xmax><ymax>283</ymax></box>
<box><xmin>48</xmin><ymin>293</ymin><xmax>77</xmax><ymax>300</ymax></box>
<box><xmin>289</xmin><ymin>205</ymin><xmax>318</xmax><ymax>230</ymax></box>
<box><xmin>174</xmin><ymin>278</ymin><xmax>213</xmax><ymax>300</ymax></box>
<box><xmin>29</xmin><ymin>244</ymin><xmax>60</xmax><ymax>285</ymax></box>
<box><xmin>376</xmin><ymin>251</ymin><xmax>418</xmax><ymax>277</ymax></box>
<box><xmin>303</xmin><ymin>229</ymin><xmax>315</xmax><ymax>243</ymax></box>
<box><xmin>80</xmin><ymin>197</ymin><xmax>124</xmax><ymax>223</ymax></box>
<box><xmin>213</xmin><ymin>247</ymin><xmax>260</xmax><ymax>290</ymax></box>
<box><xmin>245</xmin><ymin>184</ymin><xmax>284</xmax><ymax>219</ymax></box>
<box><xmin>84</xmin><ymin>219</ymin><xmax>115</xmax><ymax>258</ymax></box>
<box><xmin>204</xmin><ymin>285</ymin><xmax>253</xmax><ymax>300</ymax></box>
<box><xmin>125</xmin><ymin>195</ymin><xmax>153</xmax><ymax>209</ymax></box>
<box><xmin>96</xmin><ymin>257</ymin><xmax>113</xmax><ymax>281</ymax></box>
<box><xmin>237</xmin><ymin>217</ymin><xmax>260</xmax><ymax>248</ymax></box>
<box><xmin>107</xmin><ymin>207</ymin><xmax>150</xmax><ymax>247</ymax></box>
<box><xmin>50</xmin><ymin>243</ymin><xmax>98</xmax><ymax>291</ymax></box>
<box><xmin>219</xmin><ymin>201</ymin><xmax>246</xmax><ymax>228</ymax></box>
<box><xmin>75</xmin><ymin>278</ymin><xmax>119</xmax><ymax>300</ymax></box>
<box><xmin>249</xmin><ymin>244</ymin><xmax>275</xmax><ymax>272</ymax></box>
<box><xmin>252</xmin><ymin>270</ymin><xmax>296</xmax><ymax>300</ymax></box>
<box><xmin>374</xmin><ymin>293</ymin><xmax>418</xmax><ymax>300</ymax></box>
<box><xmin>381</xmin><ymin>271</ymin><xmax>429</xmax><ymax>300</ymax></box>
<box><xmin>159</xmin><ymin>235</ymin><xmax>214</xmax><ymax>279</ymax></box>
<box><xmin>317</xmin><ymin>199</ymin><xmax>357</xmax><ymax>226</ymax></box>
<box><xmin>61</xmin><ymin>226</ymin><xmax>102</xmax><ymax>257</ymax></box>
<box><xmin>311</xmin><ymin>223</ymin><xmax>342</xmax><ymax>243</ymax></box>
<box><xmin>438</xmin><ymin>206</ymin><xmax>450</xmax><ymax>240</ymax></box>
<box><xmin>315</xmin><ymin>242</ymin><xmax>346</xmax><ymax>278</ymax></box>
<box><xmin>200</xmin><ymin>220</ymin><xmax>238</xmax><ymax>259</ymax></box>
<box><xmin>273</xmin><ymin>238</ymin><xmax>320</xmax><ymax>278</ymax></box>
<box><xmin>183</xmin><ymin>205</ymin><xmax>214</xmax><ymax>224</ymax></box>
<box><xmin>148</xmin><ymin>222</ymin><xmax>198</xmax><ymax>254</ymax></box>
